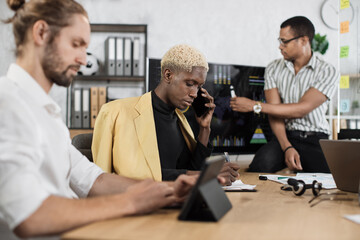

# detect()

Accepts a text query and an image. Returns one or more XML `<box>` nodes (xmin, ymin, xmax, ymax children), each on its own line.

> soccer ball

<box><xmin>78</xmin><ymin>52</ymin><xmax>100</xmax><ymax>76</ymax></box>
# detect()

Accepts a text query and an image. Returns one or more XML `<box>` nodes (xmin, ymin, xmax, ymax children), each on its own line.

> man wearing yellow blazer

<box><xmin>92</xmin><ymin>44</ymin><xmax>240</xmax><ymax>185</ymax></box>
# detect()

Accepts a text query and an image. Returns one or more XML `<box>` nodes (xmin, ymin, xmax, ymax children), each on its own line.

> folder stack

<box><xmin>67</xmin><ymin>24</ymin><xmax>148</xmax><ymax>130</ymax></box>
<box><xmin>104</xmin><ymin>36</ymin><xmax>143</xmax><ymax>76</ymax></box>
<box><xmin>90</xmin><ymin>87</ymin><xmax>108</xmax><ymax>128</ymax></box>
<box><xmin>69</xmin><ymin>86</ymin><xmax>108</xmax><ymax>129</ymax></box>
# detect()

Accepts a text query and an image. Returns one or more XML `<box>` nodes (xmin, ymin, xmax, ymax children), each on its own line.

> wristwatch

<box><xmin>253</xmin><ymin>101</ymin><xmax>262</xmax><ymax>114</ymax></box>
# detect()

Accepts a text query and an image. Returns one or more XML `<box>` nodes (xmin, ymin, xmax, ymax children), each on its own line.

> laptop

<box><xmin>319</xmin><ymin>139</ymin><xmax>360</xmax><ymax>193</ymax></box>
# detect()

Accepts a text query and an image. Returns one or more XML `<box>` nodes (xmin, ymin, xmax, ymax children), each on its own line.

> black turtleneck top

<box><xmin>151</xmin><ymin>91</ymin><xmax>212</xmax><ymax>180</ymax></box>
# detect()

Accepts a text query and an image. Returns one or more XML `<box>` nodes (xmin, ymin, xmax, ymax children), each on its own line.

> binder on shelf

<box><xmin>115</xmin><ymin>37</ymin><xmax>124</xmax><ymax>76</ymax></box>
<box><xmin>72</xmin><ymin>88</ymin><xmax>82</xmax><ymax>128</ymax></box>
<box><xmin>105</xmin><ymin>37</ymin><xmax>116</xmax><ymax>75</ymax></box>
<box><xmin>98</xmin><ymin>87</ymin><xmax>107</xmax><ymax>112</ymax></box>
<box><xmin>82</xmin><ymin>88</ymin><xmax>90</xmax><ymax>129</ymax></box>
<box><xmin>132</xmin><ymin>37</ymin><xmax>140</xmax><ymax>76</ymax></box>
<box><xmin>124</xmin><ymin>38</ymin><xmax>132</xmax><ymax>76</ymax></box>
<box><xmin>90</xmin><ymin>87</ymin><xmax>99</xmax><ymax>128</ymax></box>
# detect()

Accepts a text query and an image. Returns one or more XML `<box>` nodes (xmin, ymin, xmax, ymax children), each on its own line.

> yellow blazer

<box><xmin>92</xmin><ymin>92</ymin><xmax>197</xmax><ymax>181</ymax></box>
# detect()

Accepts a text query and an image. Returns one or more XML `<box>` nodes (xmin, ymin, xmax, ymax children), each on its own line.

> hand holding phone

<box><xmin>192</xmin><ymin>89</ymin><xmax>210</xmax><ymax>117</ymax></box>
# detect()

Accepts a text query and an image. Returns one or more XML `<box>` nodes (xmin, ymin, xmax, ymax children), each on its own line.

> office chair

<box><xmin>337</xmin><ymin>129</ymin><xmax>360</xmax><ymax>140</ymax></box>
<box><xmin>72</xmin><ymin>133</ymin><xmax>94</xmax><ymax>162</ymax></box>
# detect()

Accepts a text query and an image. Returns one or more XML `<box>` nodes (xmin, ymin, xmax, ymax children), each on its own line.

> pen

<box><xmin>278</xmin><ymin>177</ymin><xmax>289</xmax><ymax>180</ymax></box>
<box><xmin>224</xmin><ymin>152</ymin><xmax>230</xmax><ymax>163</ymax></box>
<box><xmin>259</xmin><ymin>175</ymin><xmax>288</xmax><ymax>180</ymax></box>
<box><xmin>230</xmin><ymin>85</ymin><xmax>236</xmax><ymax>98</ymax></box>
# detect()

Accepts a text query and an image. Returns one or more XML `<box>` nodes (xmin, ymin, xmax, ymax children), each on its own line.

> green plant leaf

<box><xmin>311</xmin><ymin>33</ymin><xmax>329</xmax><ymax>55</ymax></box>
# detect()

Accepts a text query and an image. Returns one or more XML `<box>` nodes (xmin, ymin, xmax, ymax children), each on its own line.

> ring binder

<box><xmin>105</xmin><ymin>37</ymin><xmax>116</xmax><ymax>75</ymax></box>
<box><xmin>124</xmin><ymin>38</ymin><xmax>132</xmax><ymax>76</ymax></box>
<box><xmin>116</xmin><ymin>37</ymin><xmax>124</xmax><ymax>76</ymax></box>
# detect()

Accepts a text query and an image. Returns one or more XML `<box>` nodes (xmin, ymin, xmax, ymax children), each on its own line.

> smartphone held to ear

<box><xmin>192</xmin><ymin>89</ymin><xmax>210</xmax><ymax>117</ymax></box>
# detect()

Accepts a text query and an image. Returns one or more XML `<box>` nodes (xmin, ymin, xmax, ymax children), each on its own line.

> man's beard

<box><xmin>282</xmin><ymin>53</ymin><xmax>295</xmax><ymax>62</ymax></box>
<box><xmin>42</xmin><ymin>42</ymin><xmax>80</xmax><ymax>87</ymax></box>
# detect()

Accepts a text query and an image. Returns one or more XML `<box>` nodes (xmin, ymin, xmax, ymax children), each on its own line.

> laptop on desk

<box><xmin>319</xmin><ymin>139</ymin><xmax>360</xmax><ymax>193</ymax></box>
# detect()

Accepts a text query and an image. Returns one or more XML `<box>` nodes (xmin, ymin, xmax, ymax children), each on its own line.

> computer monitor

<box><xmin>147</xmin><ymin>58</ymin><xmax>272</xmax><ymax>154</ymax></box>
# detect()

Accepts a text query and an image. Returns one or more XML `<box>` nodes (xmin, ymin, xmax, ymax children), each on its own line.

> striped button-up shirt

<box><xmin>264</xmin><ymin>52</ymin><xmax>339</xmax><ymax>135</ymax></box>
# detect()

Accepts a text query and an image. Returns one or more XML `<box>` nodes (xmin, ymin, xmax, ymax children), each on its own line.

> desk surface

<box><xmin>62</xmin><ymin>173</ymin><xmax>360</xmax><ymax>240</ymax></box>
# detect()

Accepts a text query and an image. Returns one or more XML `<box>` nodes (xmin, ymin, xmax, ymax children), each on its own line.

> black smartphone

<box><xmin>192</xmin><ymin>89</ymin><xmax>210</xmax><ymax>117</ymax></box>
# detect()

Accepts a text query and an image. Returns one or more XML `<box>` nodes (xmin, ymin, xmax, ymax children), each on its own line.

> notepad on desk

<box><xmin>259</xmin><ymin>173</ymin><xmax>336</xmax><ymax>189</ymax></box>
<box><xmin>222</xmin><ymin>180</ymin><xmax>257</xmax><ymax>192</ymax></box>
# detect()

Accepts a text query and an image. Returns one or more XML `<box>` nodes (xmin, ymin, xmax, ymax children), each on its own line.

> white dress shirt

<box><xmin>0</xmin><ymin>64</ymin><xmax>103</xmax><ymax>231</ymax></box>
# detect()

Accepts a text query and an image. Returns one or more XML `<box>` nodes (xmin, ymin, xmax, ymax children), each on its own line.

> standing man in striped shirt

<box><xmin>230</xmin><ymin>16</ymin><xmax>339</xmax><ymax>173</ymax></box>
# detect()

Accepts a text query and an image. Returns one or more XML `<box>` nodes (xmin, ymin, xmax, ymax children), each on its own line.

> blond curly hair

<box><xmin>161</xmin><ymin>44</ymin><xmax>209</xmax><ymax>78</ymax></box>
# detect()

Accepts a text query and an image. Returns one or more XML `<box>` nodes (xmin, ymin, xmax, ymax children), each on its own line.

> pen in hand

<box><xmin>224</xmin><ymin>152</ymin><xmax>230</xmax><ymax>163</ymax></box>
<box><xmin>222</xmin><ymin>152</ymin><xmax>241</xmax><ymax>184</ymax></box>
<box><xmin>230</xmin><ymin>85</ymin><xmax>236</xmax><ymax>98</ymax></box>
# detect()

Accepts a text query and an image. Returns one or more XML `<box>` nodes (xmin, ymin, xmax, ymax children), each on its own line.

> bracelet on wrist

<box><xmin>283</xmin><ymin>146</ymin><xmax>294</xmax><ymax>154</ymax></box>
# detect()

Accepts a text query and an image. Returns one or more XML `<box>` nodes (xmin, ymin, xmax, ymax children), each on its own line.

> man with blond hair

<box><xmin>93</xmin><ymin>44</ymin><xmax>240</xmax><ymax>184</ymax></box>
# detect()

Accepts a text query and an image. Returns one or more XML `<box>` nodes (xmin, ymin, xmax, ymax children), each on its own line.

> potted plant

<box><xmin>311</xmin><ymin>33</ymin><xmax>329</xmax><ymax>55</ymax></box>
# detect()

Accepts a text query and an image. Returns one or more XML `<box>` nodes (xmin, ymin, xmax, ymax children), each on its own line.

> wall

<box><xmin>340</xmin><ymin>0</ymin><xmax>360</xmax><ymax>75</ymax></box>
<box><xmin>78</xmin><ymin>0</ymin><xmax>339</xmax><ymax>67</ymax></box>
<box><xmin>0</xmin><ymin>0</ymin><xmax>342</xmax><ymax>122</ymax></box>
<box><xmin>0</xmin><ymin>1</ymin><xmax>15</xmax><ymax>76</ymax></box>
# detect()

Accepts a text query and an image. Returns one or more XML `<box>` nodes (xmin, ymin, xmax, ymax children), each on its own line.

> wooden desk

<box><xmin>62</xmin><ymin>173</ymin><xmax>360</xmax><ymax>240</ymax></box>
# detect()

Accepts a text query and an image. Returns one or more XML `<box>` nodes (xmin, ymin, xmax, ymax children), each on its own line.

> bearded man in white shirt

<box><xmin>0</xmin><ymin>0</ymin><xmax>198</xmax><ymax>238</ymax></box>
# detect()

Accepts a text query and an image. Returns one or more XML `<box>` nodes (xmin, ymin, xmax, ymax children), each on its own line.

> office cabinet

<box><xmin>66</xmin><ymin>24</ymin><xmax>147</xmax><ymax>135</ymax></box>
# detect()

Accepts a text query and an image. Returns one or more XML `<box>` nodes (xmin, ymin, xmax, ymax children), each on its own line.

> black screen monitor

<box><xmin>147</xmin><ymin>59</ymin><xmax>272</xmax><ymax>154</ymax></box>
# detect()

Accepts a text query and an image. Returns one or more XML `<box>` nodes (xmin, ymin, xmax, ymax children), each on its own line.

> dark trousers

<box><xmin>248</xmin><ymin>131</ymin><xmax>330</xmax><ymax>173</ymax></box>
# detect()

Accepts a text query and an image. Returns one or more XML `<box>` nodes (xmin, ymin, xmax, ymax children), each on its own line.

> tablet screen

<box><xmin>178</xmin><ymin>155</ymin><xmax>232</xmax><ymax>221</ymax></box>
